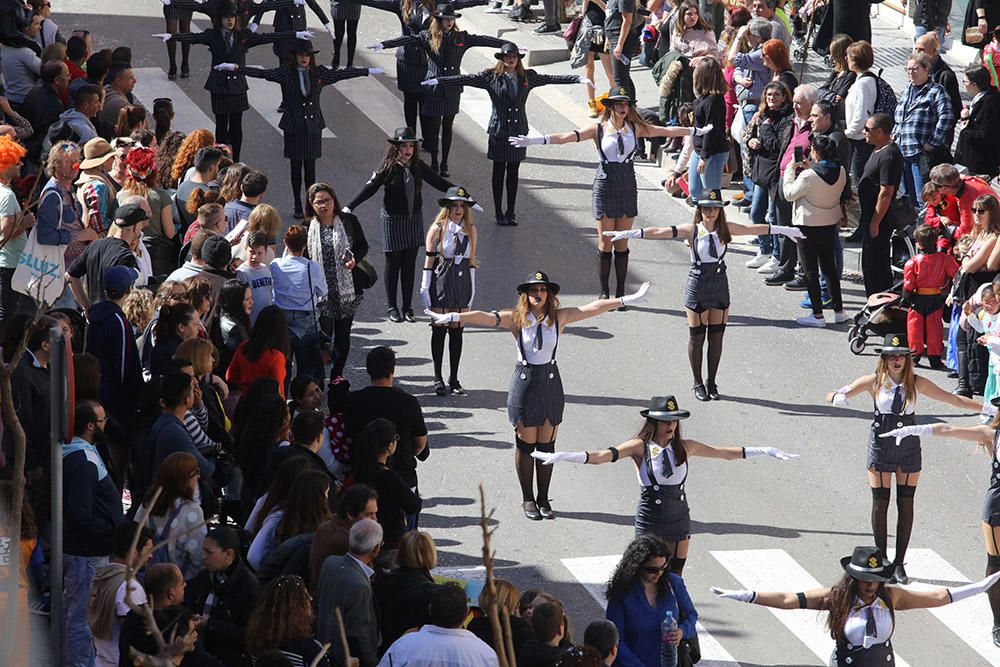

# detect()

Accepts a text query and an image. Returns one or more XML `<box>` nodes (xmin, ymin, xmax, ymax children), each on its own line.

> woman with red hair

<box><xmin>0</xmin><ymin>136</ymin><xmax>33</xmax><ymax>319</ymax></box>
<box><xmin>762</xmin><ymin>38</ymin><xmax>797</xmax><ymax>95</ymax></box>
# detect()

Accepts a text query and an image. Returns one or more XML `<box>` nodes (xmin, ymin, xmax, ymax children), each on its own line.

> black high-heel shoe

<box><xmin>522</xmin><ymin>500</ymin><xmax>542</xmax><ymax>520</ymax></box>
<box><xmin>693</xmin><ymin>384</ymin><xmax>710</xmax><ymax>401</ymax></box>
<box><xmin>537</xmin><ymin>498</ymin><xmax>555</xmax><ymax>519</ymax></box>
<box><xmin>180</xmin><ymin>66</ymin><xmax>190</xmax><ymax>79</ymax></box>
<box><xmin>168</xmin><ymin>66</ymin><xmax>177</xmax><ymax>81</ymax></box>
<box><xmin>434</xmin><ymin>379</ymin><xmax>448</xmax><ymax>396</ymax></box>
<box><xmin>707</xmin><ymin>382</ymin><xmax>720</xmax><ymax>400</ymax></box>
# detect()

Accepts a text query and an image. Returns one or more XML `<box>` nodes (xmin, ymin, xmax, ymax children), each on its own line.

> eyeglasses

<box><xmin>904</xmin><ymin>66</ymin><xmax>923</xmax><ymax>72</ymax></box>
<box><xmin>641</xmin><ymin>564</ymin><xmax>668</xmax><ymax>575</ymax></box>
<box><xmin>862</xmin><ymin>126</ymin><xmax>874</xmax><ymax>133</ymax></box>
<box><xmin>973</xmin><ymin>208</ymin><xmax>988</xmax><ymax>214</ymax></box>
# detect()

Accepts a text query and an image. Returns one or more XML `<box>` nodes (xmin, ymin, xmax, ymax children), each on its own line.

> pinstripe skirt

<box><xmin>635</xmin><ymin>484</ymin><xmax>690</xmax><ymax>541</ymax></box>
<box><xmin>163</xmin><ymin>4</ymin><xmax>193</xmax><ymax>19</ymax></box>
<box><xmin>983</xmin><ymin>464</ymin><xmax>1000</xmax><ymax>524</ymax></box>
<box><xmin>284</xmin><ymin>129</ymin><xmax>322</xmax><ymax>161</ymax></box>
<box><xmin>507</xmin><ymin>361</ymin><xmax>564</xmax><ymax>427</ymax></box>
<box><xmin>684</xmin><ymin>263</ymin><xmax>730</xmax><ymax>312</ymax></box>
<box><xmin>330</xmin><ymin>0</ymin><xmax>361</xmax><ymax>20</ymax></box>
<box><xmin>422</xmin><ymin>88</ymin><xmax>461</xmax><ymax>117</ymax></box>
<box><xmin>430</xmin><ymin>259</ymin><xmax>472</xmax><ymax>308</ymax></box>
<box><xmin>867</xmin><ymin>413</ymin><xmax>921</xmax><ymax>472</ymax></box>
<box><xmin>379</xmin><ymin>208</ymin><xmax>424</xmax><ymax>252</ymax></box>
<box><xmin>396</xmin><ymin>59</ymin><xmax>429</xmax><ymax>94</ymax></box>
<box><xmin>592</xmin><ymin>161</ymin><xmax>637</xmax><ymax>219</ymax></box>
<box><xmin>489</xmin><ymin>134</ymin><xmax>525</xmax><ymax>163</ymax></box>
<box><xmin>210</xmin><ymin>91</ymin><xmax>249</xmax><ymax>115</ymax></box>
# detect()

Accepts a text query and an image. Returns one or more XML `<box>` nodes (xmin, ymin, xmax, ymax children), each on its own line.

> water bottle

<box><xmin>660</xmin><ymin>610</ymin><xmax>678</xmax><ymax>667</ymax></box>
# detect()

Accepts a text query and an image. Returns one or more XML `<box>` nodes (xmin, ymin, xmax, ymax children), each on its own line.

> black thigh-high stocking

<box><xmin>290</xmin><ymin>159</ymin><xmax>304</xmax><ymax>209</ymax></box>
<box><xmin>332</xmin><ymin>18</ymin><xmax>346</xmax><ymax>67</ymax></box>
<box><xmin>504</xmin><ymin>161</ymin><xmax>520</xmax><ymax>217</ymax></box>
<box><xmin>871</xmin><ymin>485</ymin><xmax>891</xmax><ymax>555</ymax></box>
<box><xmin>895</xmin><ymin>484</ymin><xmax>916</xmax><ymax>565</ymax></box>
<box><xmin>447</xmin><ymin>326</ymin><xmax>463</xmax><ymax>385</ymax></box>
<box><xmin>399</xmin><ymin>246</ymin><xmax>418</xmax><ymax>311</ymax></box>
<box><xmin>215</xmin><ymin>113</ymin><xmax>230</xmax><ymax>148</ymax></box>
<box><xmin>431</xmin><ymin>325</ymin><xmax>447</xmax><ymax>381</ymax></box>
<box><xmin>215</xmin><ymin>112</ymin><xmax>243</xmax><ymax>161</ymax></box>
<box><xmin>384</xmin><ymin>250</ymin><xmax>402</xmax><ymax>309</ymax></box>
<box><xmin>403</xmin><ymin>92</ymin><xmax>422</xmax><ymax>130</ymax></box>
<box><xmin>304</xmin><ymin>158</ymin><xmax>316</xmax><ymax>191</ymax></box>
<box><xmin>179</xmin><ymin>19</ymin><xmax>190</xmax><ymax>69</ymax></box>
<box><xmin>514</xmin><ymin>437</ymin><xmax>536</xmax><ymax>502</ymax></box>
<box><xmin>344</xmin><ymin>20</ymin><xmax>359</xmax><ymax>67</ymax></box>
<box><xmin>688</xmin><ymin>324</ymin><xmax>707</xmax><ymax>386</ymax></box>
<box><xmin>423</xmin><ymin>115</ymin><xmax>440</xmax><ymax>167</ymax></box>
<box><xmin>166</xmin><ymin>19</ymin><xmax>179</xmax><ymax>71</ymax></box>
<box><xmin>440</xmin><ymin>115</ymin><xmax>455</xmax><ymax>167</ymax></box>
<box><xmin>598</xmin><ymin>250</ymin><xmax>612</xmax><ymax>296</ymax></box>
<box><xmin>706</xmin><ymin>322</ymin><xmax>726</xmax><ymax>386</ymax></box>
<box><xmin>331</xmin><ymin>315</ymin><xmax>353</xmax><ymax>378</ymax></box>
<box><xmin>491</xmin><ymin>161</ymin><xmax>506</xmax><ymax>216</ymax></box>
<box><xmin>613</xmin><ymin>248</ymin><xmax>629</xmax><ymax>298</ymax></box>
<box><xmin>535</xmin><ymin>440</ymin><xmax>555</xmax><ymax>508</ymax></box>
<box><xmin>987</xmin><ymin>553</ymin><xmax>1000</xmax><ymax>625</ymax></box>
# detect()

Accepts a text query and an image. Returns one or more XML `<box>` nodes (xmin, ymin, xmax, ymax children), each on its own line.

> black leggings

<box><xmin>384</xmin><ymin>247</ymin><xmax>419</xmax><ymax>311</ymax></box>
<box><xmin>331</xmin><ymin>315</ymin><xmax>354</xmax><ymax>378</ymax></box>
<box><xmin>421</xmin><ymin>114</ymin><xmax>455</xmax><ymax>167</ymax></box>
<box><xmin>165</xmin><ymin>18</ymin><xmax>191</xmax><ymax>72</ymax></box>
<box><xmin>491</xmin><ymin>161</ymin><xmax>520</xmax><ymax>217</ymax></box>
<box><xmin>215</xmin><ymin>112</ymin><xmax>244</xmax><ymax>161</ymax></box>
<box><xmin>289</xmin><ymin>158</ymin><xmax>317</xmax><ymax>209</ymax></box>
<box><xmin>403</xmin><ymin>92</ymin><xmax>423</xmax><ymax>131</ymax></box>
<box><xmin>332</xmin><ymin>19</ymin><xmax>359</xmax><ymax>68</ymax></box>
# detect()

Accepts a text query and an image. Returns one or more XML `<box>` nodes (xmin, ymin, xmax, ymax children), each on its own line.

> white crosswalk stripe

<box><xmin>561</xmin><ymin>554</ymin><xmax>741</xmax><ymax>667</ymax></box>
<box><xmin>133</xmin><ymin>67</ymin><xmax>216</xmax><ymax>135</ymax></box>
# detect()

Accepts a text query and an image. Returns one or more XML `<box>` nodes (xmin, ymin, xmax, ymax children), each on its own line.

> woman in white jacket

<box><xmin>784</xmin><ymin>134</ymin><xmax>848</xmax><ymax>327</ymax></box>
<box><xmin>842</xmin><ymin>40</ymin><xmax>878</xmax><ymax>182</ymax></box>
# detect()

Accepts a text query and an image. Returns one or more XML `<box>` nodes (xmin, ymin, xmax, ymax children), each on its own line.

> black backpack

<box><xmin>861</xmin><ymin>69</ymin><xmax>898</xmax><ymax>117</ymax></box>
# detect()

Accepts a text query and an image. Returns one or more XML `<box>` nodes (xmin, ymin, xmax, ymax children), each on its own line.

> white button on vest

<box><xmin>653</xmin><ymin>485</ymin><xmax>659</xmax><ymax>491</ymax></box>
<box><xmin>897</xmin><ymin>421</ymin><xmax>903</xmax><ymax>427</ymax></box>
<box><xmin>654</xmin><ymin>499</ymin><xmax>662</xmax><ymax>505</ymax></box>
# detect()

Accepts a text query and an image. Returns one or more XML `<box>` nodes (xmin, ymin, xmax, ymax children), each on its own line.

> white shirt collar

<box><xmin>28</xmin><ymin>349</ymin><xmax>44</xmax><ymax>369</ymax></box>
<box><xmin>347</xmin><ymin>553</ymin><xmax>375</xmax><ymax>579</ymax></box>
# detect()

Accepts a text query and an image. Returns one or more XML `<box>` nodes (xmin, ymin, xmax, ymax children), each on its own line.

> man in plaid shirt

<box><xmin>894</xmin><ymin>51</ymin><xmax>955</xmax><ymax>207</ymax></box>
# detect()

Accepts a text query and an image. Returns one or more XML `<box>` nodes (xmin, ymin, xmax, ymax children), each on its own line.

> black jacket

<box><xmin>750</xmin><ymin>103</ymin><xmax>792</xmax><ymax>186</ymax></box>
<box><xmin>818</xmin><ymin>69</ymin><xmax>856</xmax><ymax>123</ymax></box>
<box><xmin>957</xmin><ymin>87</ymin><xmax>1000</xmax><ymax>177</ymax></box>
<box><xmin>347</xmin><ymin>160</ymin><xmax>452</xmax><ymax>216</ymax></box>
<box><xmin>693</xmin><ymin>93</ymin><xmax>727</xmax><ymax>157</ymax></box>
<box><xmin>63</xmin><ymin>443</ymin><xmax>123</xmax><ymax>556</ymax></box>
<box><xmin>173</xmin><ymin>28</ymin><xmax>295</xmax><ymax>94</ymax></box>
<box><xmin>915</xmin><ymin>0</ymin><xmax>951</xmax><ymax>28</ymax></box>
<box><xmin>185</xmin><ymin>559</ymin><xmax>261</xmax><ymax>667</ymax></box>
<box><xmin>86</xmin><ymin>300</ymin><xmax>143</xmax><ymax>426</ymax></box>
<box><xmin>241</xmin><ymin>64</ymin><xmax>368</xmax><ymax>134</ymax></box>
<box><xmin>930</xmin><ymin>56</ymin><xmax>963</xmax><ymax>129</ymax></box>
<box><xmin>357</xmin><ymin>0</ymin><xmax>487</xmax><ymax>66</ymax></box>
<box><xmin>372</xmin><ymin>567</ymin><xmax>437</xmax><ymax>652</ymax></box>
<box><xmin>19</xmin><ymin>82</ymin><xmax>64</xmax><ymax>161</ymax></box>
<box><xmin>435</xmin><ymin>68</ymin><xmax>578</xmax><ymax>138</ymax></box>
<box><xmin>468</xmin><ymin>614</ymin><xmax>534</xmax><ymax>661</ymax></box>
<box><xmin>173</xmin><ymin>0</ymin><xmax>295</xmax><ymax>24</ymax></box>
<box><xmin>382</xmin><ymin>29</ymin><xmax>507</xmax><ymax>99</ymax></box>
<box><xmin>963</xmin><ymin>0</ymin><xmax>1000</xmax><ymax>46</ymax></box>
<box><xmin>9</xmin><ymin>353</ymin><xmax>51</xmax><ymax>472</ymax></box>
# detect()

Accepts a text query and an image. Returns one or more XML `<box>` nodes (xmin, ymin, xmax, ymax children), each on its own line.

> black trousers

<box><xmin>860</xmin><ymin>213</ymin><xmax>894</xmax><ymax>296</ymax></box>
<box><xmin>331</xmin><ymin>314</ymin><xmax>353</xmax><ymax>378</ymax></box>
<box><xmin>384</xmin><ymin>247</ymin><xmax>419</xmax><ymax>311</ymax></box>
<box><xmin>541</xmin><ymin>0</ymin><xmax>559</xmax><ymax>26</ymax></box>
<box><xmin>798</xmin><ymin>224</ymin><xmax>844</xmax><ymax>315</ymax></box>
<box><xmin>773</xmin><ymin>181</ymin><xmax>798</xmax><ymax>277</ymax></box>
<box><xmin>849</xmin><ymin>138</ymin><xmax>874</xmax><ymax>185</ymax></box>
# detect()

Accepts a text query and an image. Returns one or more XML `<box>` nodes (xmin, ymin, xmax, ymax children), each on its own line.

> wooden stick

<box><xmin>479</xmin><ymin>484</ymin><xmax>510</xmax><ymax>667</ymax></box>
<box><xmin>334</xmin><ymin>607</ymin><xmax>352</xmax><ymax>667</ymax></box>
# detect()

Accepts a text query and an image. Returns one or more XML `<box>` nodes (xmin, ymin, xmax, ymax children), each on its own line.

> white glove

<box><xmin>692</xmin><ymin>123</ymin><xmax>714</xmax><ymax>136</ymax></box>
<box><xmin>984</xmin><ymin>403</ymin><xmax>998</xmax><ymax>417</ymax></box>
<box><xmin>744</xmin><ymin>446</ymin><xmax>798</xmax><ymax>461</ymax></box>
<box><xmin>368</xmin><ymin>67</ymin><xmax>385</xmax><ymax>75</ymax></box>
<box><xmin>248</xmin><ymin>21</ymin><xmax>259</xmax><ymax>32</ymax></box>
<box><xmin>295</xmin><ymin>30</ymin><xmax>314</xmax><ymax>39</ymax></box>
<box><xmin>468</xmin><ymin>267</ymin><xmax>476</xmax><ymax>308</ymax></box>
<box><xmin>368</xmin><ymin>42</ymin><xmax>384</xmax><ymax>51</ymax></box>
<box><xmin>471</xmin><ymin>203</ymin><xmax>484</xmax><ymax>213</ymax></box>
<box><xmin>341</xmin><ymin>206</ymin><xmax>352</xmax><ymax>214</ymax></box>
<box><xmin>509</xmin><ymin>133</ymin><xmax>547</xmax><ymax>148</ymax></box>
<box><xmin>424</xmin><ymin>309</ymin><xmax>459</xmax><ymax>325</ymax></box>
<box><xmin>324</xmin><ymin>22</ymin><xmax>335</xmax><ymax>38</ymax></box>
<box><xmin>879</xmin><ymin>424</ymin><xmax>934</xmax><ymax>446</ymax></box>
<box><xmin>710</xmin><ymin>587</ymin><xmax>757</xmax><ymax>603</ymax></box>
<box><xmin>160</xmin><ymin>0</ymin><xmax>170</xmax><ymax>5</ymax></box>
<box><xmin>531</xmin><ymin>451</ymin><xmax>587</xmax><ymax>465</ymax></box>
<box><xmin>153</xmin><ymin>33</ymin><xmax>173</xmax><ymax>42</ymax></box>
<box><xmin>602</xmin><ymin>229</ymin><xmax>643</xmax><ymax>242</ymax></box>
<box><xmin>948</xmin><ymin>571</ymin><xmax>1000</xmax><ymax>603</ymax></box>
<box><xmin>771</xmin><ymin>225</ymin><xmax>805</xmax><ymax>240</ymax></box>
<box><xmin>214</xmin><ymin>63</ymin><xmax>238</xmax><ymax>71</ymax></box>
<box><xmin>420</xmin><ymin>270</ymin><xmax>432</xmax><ymax>308</ymax></box>
<box><xmin>577</xmin><ymin>75</ymin><xmax>593</xmax><ymax>86</ymax></box>
<box><xmin>831</xmin><ymin>385</ymin><xmax>852</xmax><ymax>407</ymax></box>
<box><xmin>420</xmin><ymin>78</ymin><xmax>439</xmax><ymax>86</ymax></box>
<box><xmin>619</xmin><ymin>281</ymin><xmax>651</xmax><ymax>306</ymax></box>
<box><xmin>294</xmin><ymin>0</ymin><xmax>305</xmax><ymax>4</ymax></box>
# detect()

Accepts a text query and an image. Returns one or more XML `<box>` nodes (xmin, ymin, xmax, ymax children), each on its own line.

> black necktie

<box><xmin>891</xmin><ymin>385</ymin><xmax>903</xmax><ymax>414</ymax></box>
<box><xmin>532</xmin><ymin>322</ymin><xmax>543</xmax><ymax>353</ymax></box>
<box><xmin>707</xmin><ymin>233</ymin><xmax>719</xmax><ymax>259</ymax></box>
<box><xmin>658</xmin><ymin>445</ymin><xmax>674</xmax><ymax>480</ymax></box>
<box><xmin>617</xmin><ymin>131</ymin><xmax>625</xmax><ymax>157</ymax></box>
<box><xmin>865</xmin><ymin>606</ymin><xmax>877</xmax><ymax>639</ymax></box>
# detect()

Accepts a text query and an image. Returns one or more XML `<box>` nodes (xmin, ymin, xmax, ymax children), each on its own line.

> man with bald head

<box><xmin>914</xmin><ymin>32</ymin><xmax>962</xmax><ymax>143</ymax></box>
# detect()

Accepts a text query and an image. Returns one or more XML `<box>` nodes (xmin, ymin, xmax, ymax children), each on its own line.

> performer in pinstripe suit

<box><xmin>222</xmin><ymin>39</ymin><xmax>382</xmax><ymax>217</ymax></box>
<box><xmin>426</xmin><ymin>272</ymin><xmax>650</xmax><ymax>520</ymax></box>
<box><xmin>426</xmin><ymin>41</ymin><xmax>585</xmax><ymax>226</ymax></box>
<box><xmin>255</xmin><ymin>0</ymin><xmax>336</xmax><ymax>66</ymax></box>
<box><xmin>345</xmin><ymin>127</ymin><xmax>452</xmax><ymax>324</ymax></box>
<box><xmin>155</xmin><ymin>1</ymin><xmax>306</xmax><ymax>161</ymax></box>
<box><xmin>370</xmin><ymin>3</ymin><xmax>507</xmax><ymax>176</ymax></box>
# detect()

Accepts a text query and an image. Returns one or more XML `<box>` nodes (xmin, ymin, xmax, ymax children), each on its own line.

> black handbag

<box><xmin>352</xmin><ymin>257</ymin><xmax>378</xmax><ymax>290</ymax></box>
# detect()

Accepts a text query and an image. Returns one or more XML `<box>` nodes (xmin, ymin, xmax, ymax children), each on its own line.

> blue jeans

<box><xmin>914</xmin><ymin>25</ymin><xmax>946</xmax><ymax>48</ymax></box>
<box><xmin>687</xmin><ymin>151</ymin><xmax>729</xmax><ymax>202</ymax></box>
<box><xmin>819</xmin><ymin>233</ymin><xmax>845</xmax><ymax>295</ymax></box>
<box><xmin>901</xmin><ymin>155</ymin><xmax>925</xmax><ymax>207</ymax></box>
<box><xmin>750</xmin><ymin>183</ymin><xmax>773</xmax><ymax>255</ymax></box>
<box><xmin>63</xmin><ymin>554</ymin><xmax>106</xmax><ymax>667</ymax></box>
<box><xmin>285</xmin><ymin>309</ymin><xmax>326</xmax><ymax>386</ymax></box>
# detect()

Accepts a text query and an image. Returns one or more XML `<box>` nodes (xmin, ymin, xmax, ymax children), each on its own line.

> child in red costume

<box><xmin>903</xmin><ymin>224</ymin><xmax>959</xmax><ymax>367</ymax></box>
<box><xmin>920</xmin><ymin>181</ymin><xmax>961</xmax><ymax>250</ymax></box>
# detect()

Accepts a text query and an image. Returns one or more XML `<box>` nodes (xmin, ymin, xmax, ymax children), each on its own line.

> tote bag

<box><xmin>11</xmin><ymin>226</ymin><xmax>66</xmax><ymax>305</ymax></box>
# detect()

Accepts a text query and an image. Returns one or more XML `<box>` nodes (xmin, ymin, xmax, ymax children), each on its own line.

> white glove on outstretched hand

<box><xmin>248</xmin><ymin>21</ymin><xmax>259</xmax><ymax>32</ymax></box>
<box><xmin>424</xmin><ymin>309</ymin><xmax>459</xmax><ymax>325</ymax></box>
<box><xmin>879</xmin><ymin>424</ymin><xmax>934</xmax><ymax>446</ymax></box>
<box><xmin>771</xmin><ymin>225</ymin><xmax>805</xmax><ymax>240</ymax></box>
<box><xmin>509</xmin><ymin>133</ymin><xmax>547</xmax><ymax>148</ymax></box>
<box><xmin>744</xmin><ymin>446</ymin><xmax>798</xmax><ymax>461</ymax></box>
<box><xmin>420</xmin><ymin>270</ymin><xmax>432</xmax><ymax>309</ymax></box>
<box><xmin>324</xmin><ymin>21</ymin><xmax>335</xmax><ymax>37</ymax></box>
<box><xmin>948</xmin><ymin>571</ymin><xmax>1000</xmax><ymax>603</ymax></box>
<box><xmin>153</xmin><ymin>33</ymin><xmax>173</xmax><ymax>42</ymax></box>
<box><xmin>368</xmin><ymin>42</ymin><xmax>384</xmax><ymax>51</ymax></box>
<box><xmin>620</xmin><ymin>281</ymin><xmax>651</xmax><ymax>306</ymax></box>
<box><xmin>295</xmin><ymin>30</ymin><xmax>314</xmax><ymax>39</ymax></box>
<box><xmin>577</xmin><ymin>75</ymin><xmax>593</xmax><ymax>86</ymax></box>
<box><xmin>710</xmin><ymin>587</ymin><xmax>757</xmax><ymax>603</ymax></box>
<box><xmin>160</xmin><ymin>0</ymin><xmax>170</xmax><ymax>5</ymax></box>
<box><xmin>531</xmin><ymin>451</ymin><xmax>587</xmax><ymax>465</ymax></box>
<box><xmin>214</xmin><ymin>63</ymin><xmax>238</xmax><ymax>71</ymax></box>
<box><xmin>692</xmin><ymin>123</ymin><xmax>714</xmax><ymax>136</ymax></box>
<box><xmin>831</xmin><ymin>385</ymin><xmax>852</xmax><ymax>407</ymax></box>
<box><xmin>603</xmin><ymin>229</ymin><xmax>643</xmax><ymax>242</ymax></box>
<box><xmin>421</xmin><ymin>78</ymin><xmax>439</xmax><ymax>86</ymax></box>
<box><xmin>368</xmin><ymin>67</ymin><xmax>385</xmax><ymax>75</ymax></box>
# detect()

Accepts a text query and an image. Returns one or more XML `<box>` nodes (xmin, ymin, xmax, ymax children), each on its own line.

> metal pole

<box><xmin>49</xmin><ymin>326</ymin><xmax>66</xmax><ymax>667</ymax></box>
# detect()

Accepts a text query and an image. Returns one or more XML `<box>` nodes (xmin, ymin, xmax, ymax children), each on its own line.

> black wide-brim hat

<box><xmin>218</xmin><ymin>0</ymin><xmax>239</xmax><ymax>17</ymax></box>
<box><xmin>696</xmin><ymin>189</ymin><xmax>729</xmax><ymax>208</ymax></box>
<box><xmin>437</xmin><ymin>185</ymin><xmax>476</xmax><ymax>207</ymax></box>
<box><xmin>599</xmin><ymin>86</ymin><xmax>635</xmax><ymax>108</ymax></box>
<box><xmin>495</xmin><ymin>42</ymin><xmax>523</xmax><ymax>60</ymax></box>
<box><xmin>433</xmin><ymin>3</ymin><xmax>461</xmax><ymax>19</ymax></box>
<box><xmin>293</xmin><ymin>38</ymin><xmax>319</xmax><ymax>55</ymax></box>
<box><xmin>517</xmin><ymin>270</ymin><xmax>560</xmax><ymax>295</ymax></box>
<box><xmin>840</xmin><ymin>546</ymin><xmax>894</xmax><ymax>582</ymax></box>
<box><xmin>640</xmin><ymin>395</ymin><xmax>690</xmax><ymax>421</ymax></box>
<box><xmin>387</xmin><ymin>126</ymin><xmax>422</xmax><ymax>144</ymax></box>
<box><xmin>876</xmin><ymin>333</ymin><xmax>911</xmax><ymax>356</ymax></box>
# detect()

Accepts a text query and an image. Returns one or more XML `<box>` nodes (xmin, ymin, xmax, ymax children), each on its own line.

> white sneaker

<box><xmin>757</xmin><ymin>258</ymin><xmax>780</xmax><ymax>274</ymax></box>
<box><xmin>832</xmin><ymin>310</ymin><xmax>850</xmax><ymax>324</ymax></box>
<box><xmin>796</xmin><ymin>314</ymin><xmax>827</xmax><ymax>327</ymax></box>
<box><xmin>745</xmin><ymin>253</ymin><xmax>769</xmax><ymax>269</ymax></box>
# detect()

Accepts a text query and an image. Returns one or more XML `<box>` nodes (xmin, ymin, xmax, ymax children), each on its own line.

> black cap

<box><xmin>387</xmin><ymin>126</ymin><xmax>422</xmax><ymax>144</ymax></box>
<box><xmin>115</xmin><ymin>202</ymin><xmax>150</xmax><ymax>227</ymax></box>
<box><xmin>494</xmin><ymin>42</ymin><xmax>523</xmax><ymax>60</ymax></box>
<box><xmin>639</xmin><ymin>395</ymin><xmax>691</xmax><ymax>421</ymax></box>
<box><xmin>840</xmin><ymin>546</ymin><xmax>894</xmax><ymax>582</ymax></box>
<box><xmin>516</xmin><ymin>270</ymin><xmax>560</xmax><ymax>295</ymax></box>
<box><xmin>877</xmin><ymin>334</ymin><xmax>911</xmax><ymax>356</ymax></box>
<box><xmin>202</xmin><ymin>234</ymin><xmax>233</xmax><ymax>270</ymax></box>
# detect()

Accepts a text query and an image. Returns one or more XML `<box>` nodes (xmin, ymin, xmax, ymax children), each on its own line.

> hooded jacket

<box><xmin>56</xmin><ymin>108</ymin><xmax>98</xmax><ymax>145</ymax></box>
<box><xmin>782</xmin><ymin>160</ymin><xmax>847</xmax><ymax>227</ymax></box>
<box><xmin>63</xmin><ymin>437</ymin><xmax>124</xmax><ymax>556</ymax></box>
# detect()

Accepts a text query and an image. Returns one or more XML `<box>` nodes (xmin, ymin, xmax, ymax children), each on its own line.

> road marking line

<box><xmin>561</xmin><ymin>554</ymin><xmax>742</xmax><ymax>667</ymax></box>
<box><xmin>133</xmin><ymin>67</ymin><xmax>216</xmax><ymax>135</ymax></box>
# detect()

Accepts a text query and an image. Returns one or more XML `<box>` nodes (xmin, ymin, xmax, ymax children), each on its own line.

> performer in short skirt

<box><xmin>425</xmin><ymin>271</ymin><xmax>651</xmax><ymax>520</ymax></box>
<box><xmin>371</xmin><ymin>3</ymin><xmax>507</xmax><ymax>176</ymax></box>
<box><xmin>225</xmin><ymin>38</ymin><xmax>380</xmax><ymax>216</ymax></box>
<box><xmin>827</xmin><ymin>333</ymin><xmax>983</xmax><ymax>584</ymax></box>
<box><xmin>532</xmin><ymin>395</ymin><xmax>796</xmax><ymax>573</ymax></box>
<box><xmin>509</xmin><ymin>87</ymin><xmax>707</xmax><ymax>301</ymax></box>
<box><xmin>712</xmin><ymin>545</ymin><xmax>1000</xmax><ymax>665</ymax></box>
<box><xmin>883</xmin><ymin>401</ymin><xmax>1000</xmax><ymax>647</ymax></box>
<box><xmin>345</xmin><ymin>127</ymin><xmax>452</xmax><ymax>324</ymax></box>
<box><xmin>257</xmin><ymin>0</ymin><xmax>335</xmax><ymax>66</ymax></box>
<box><xmin>156</xmin><ymin>1</ymin><xmax>303</xmax><ymax>161</ymax></box>
<box><xmin>419</xmin><ymin>186</ymin><xmax>478</xmax><ymax>396</ymax></box>
<box><xmin>606</xmin><ymin>189</ymin><xmax>803</xmax><ymax>402</ymax></box>
<box><xmin>427</xmin><ymin>41</ymin><xmax>584</xmax><ymax>226</ymax></box>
